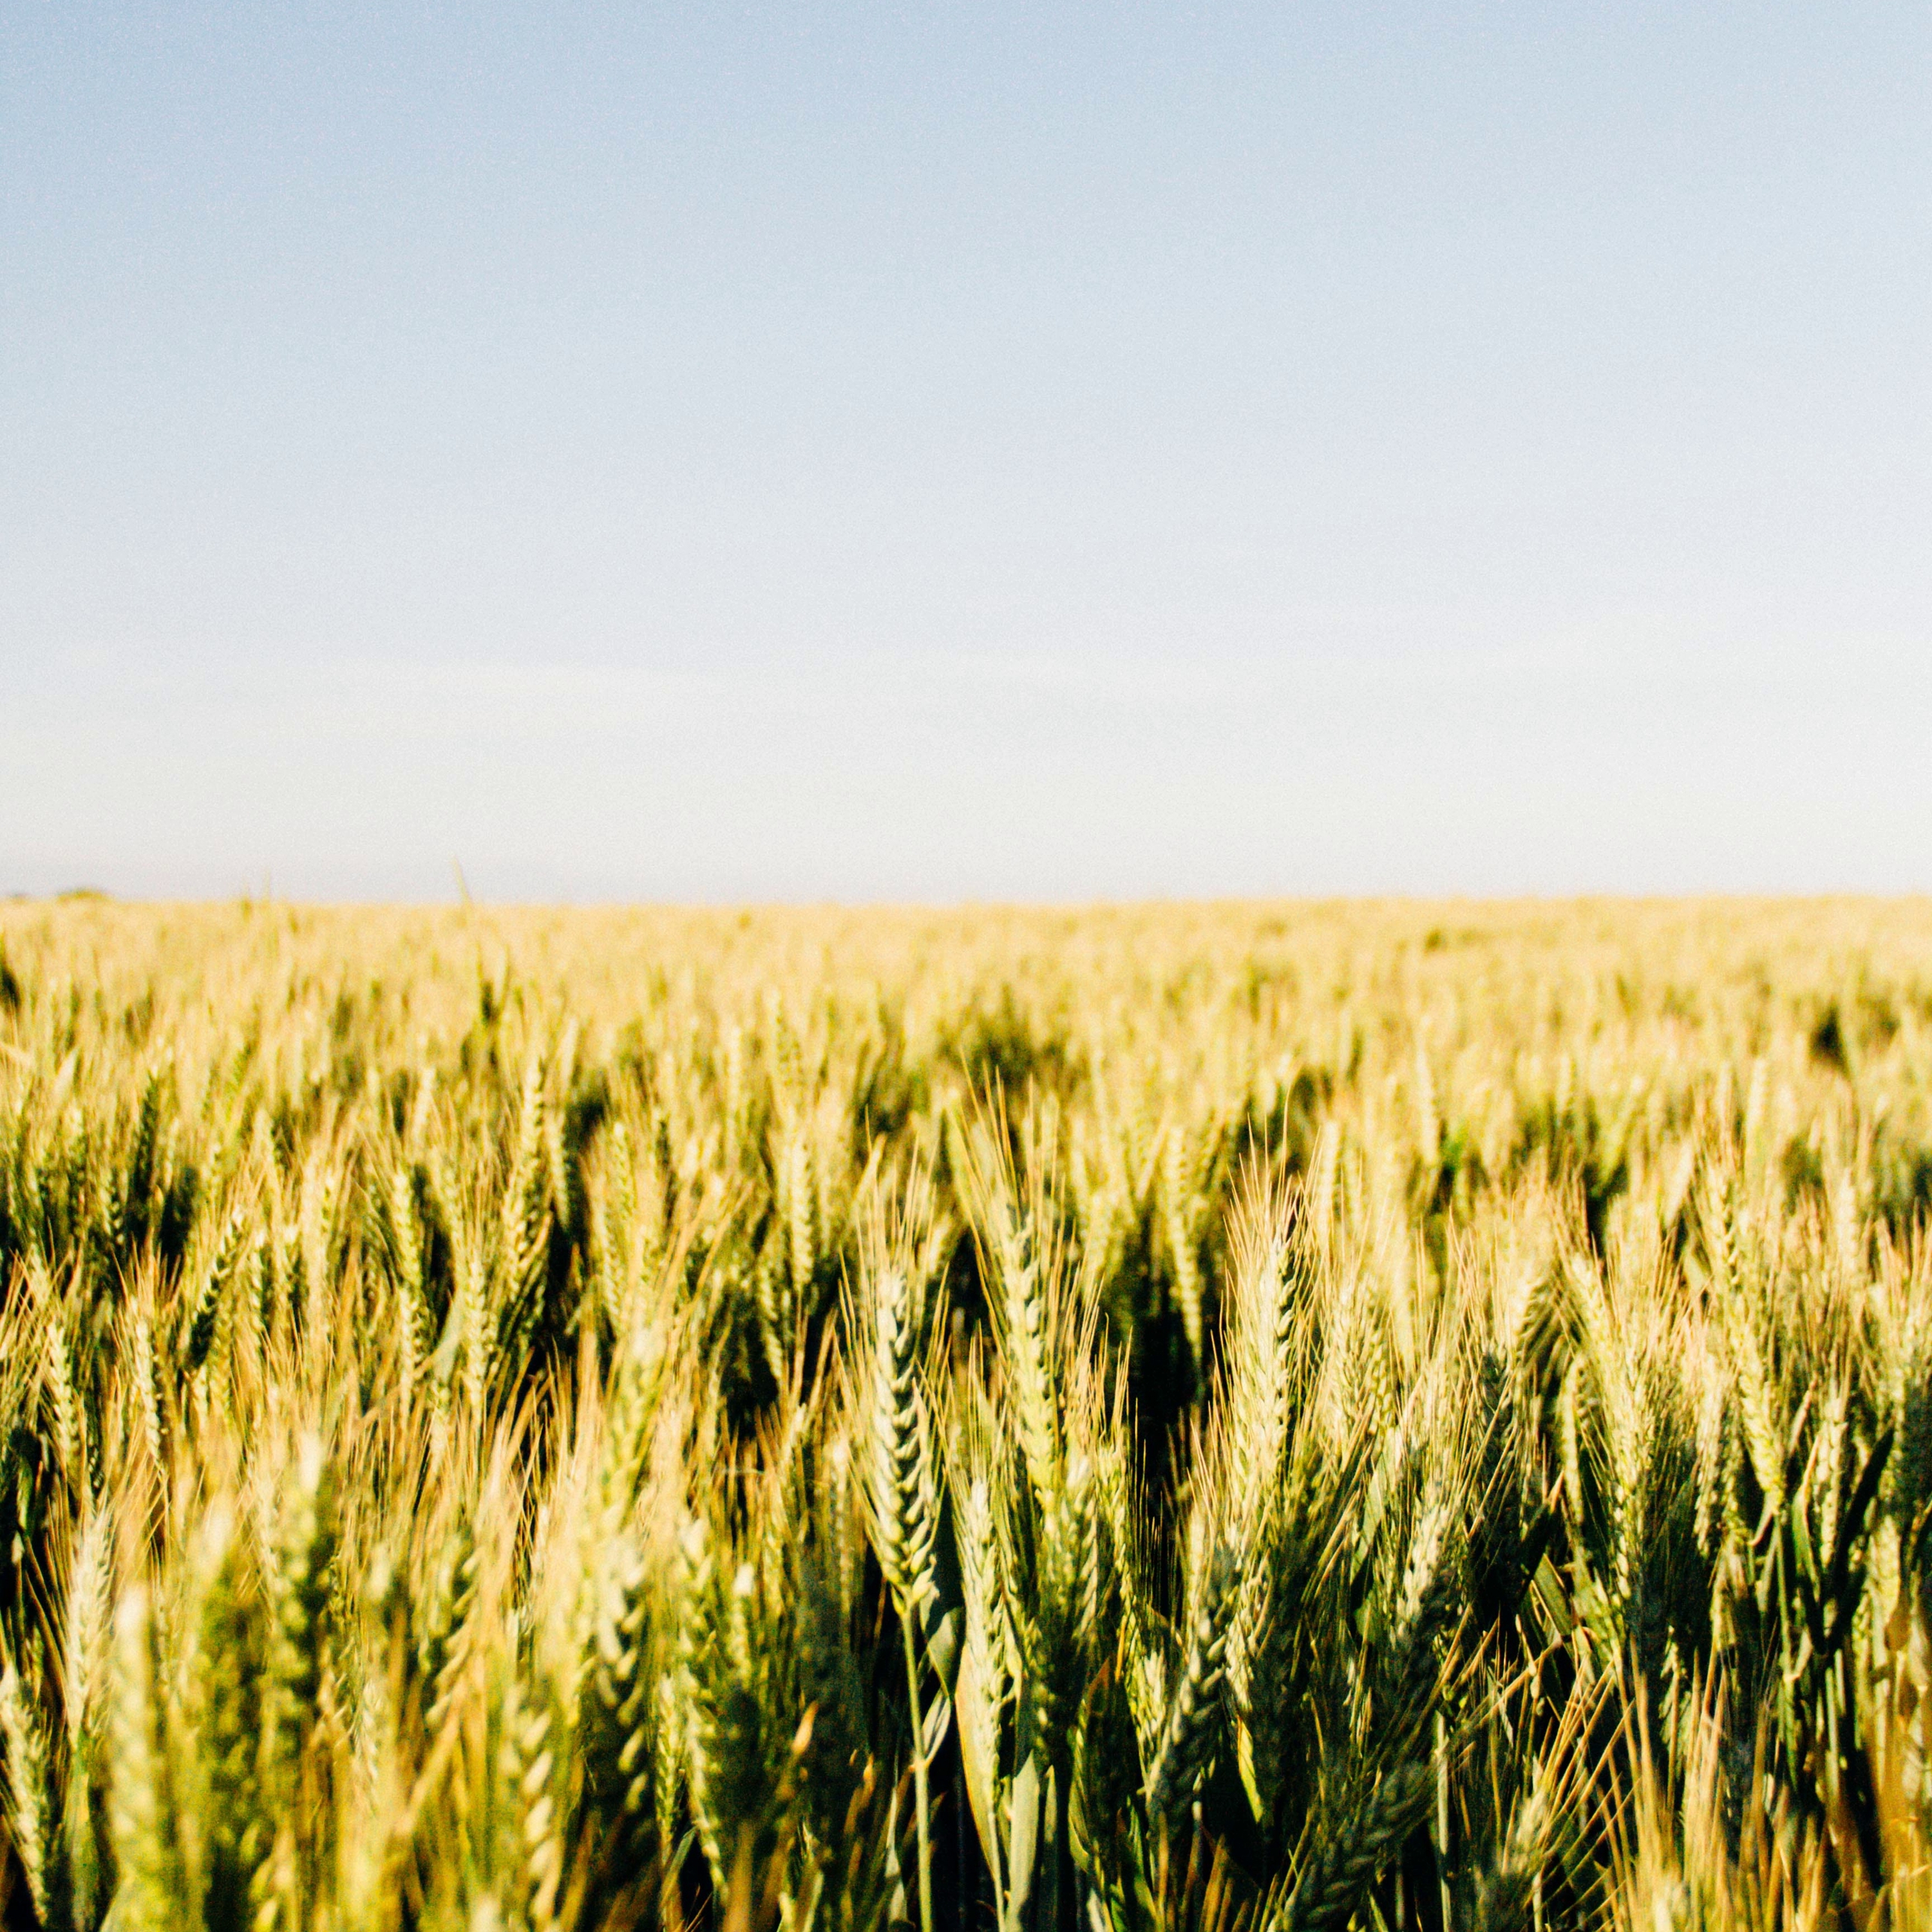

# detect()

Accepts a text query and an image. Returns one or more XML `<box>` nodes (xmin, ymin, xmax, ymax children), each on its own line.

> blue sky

<box><xmin>4</xmin><ymin>4</ymin><xmax>1927</xmax><ymax>900</ymax></box>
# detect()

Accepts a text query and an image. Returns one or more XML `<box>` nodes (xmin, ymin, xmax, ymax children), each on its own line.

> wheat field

<box><xmin>2</xmin><ymin>897</ymin><xmax>1930</xmax><ymax>1932</ymax></box>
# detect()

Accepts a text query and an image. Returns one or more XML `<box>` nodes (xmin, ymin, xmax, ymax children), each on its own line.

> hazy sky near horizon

<box><xmin>5</xmin><ymin>4</ymin><xmax>1928</xmax><ymax>901</ymax></box>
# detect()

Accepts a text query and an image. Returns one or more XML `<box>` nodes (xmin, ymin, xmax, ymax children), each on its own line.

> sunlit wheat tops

<box><xmin>2</xmin><ymin>896</ymin><xmax>1932</xmax><ymax>1932</ymax></box>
